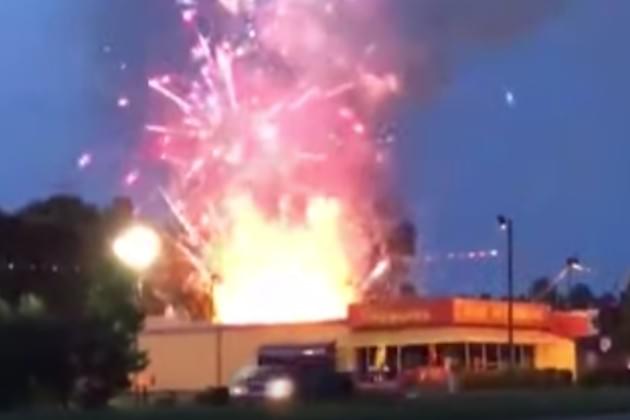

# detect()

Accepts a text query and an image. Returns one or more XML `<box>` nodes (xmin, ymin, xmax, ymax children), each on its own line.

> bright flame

<box><xmin>213</xmin><ymin>194</ymin><xmax>354</xmax><ymax>324</ymax></box>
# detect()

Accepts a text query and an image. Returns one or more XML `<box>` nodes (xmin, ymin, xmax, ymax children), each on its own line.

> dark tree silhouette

<box><xmin>400</xmin><ymin>282</ymin><xmax>417</xmax><ymax>297</ymax></box>
<box><xmin>567</xmin><ymin>282</ymin><xmax>596</xmax><ymax>310</ymax></box>
<box><xmin>387</xmin><ymin>219</ymin><xmax>417</xmax><ymax>257</ymax></box>
<box><xmin>598</xmin><ymin>292</ymin><xmax>617</xmax><ymax>308</ymax></box>
<box><xmin>0</xmin><ymin>195</ymin><xmax>145</xmax><ymax>409</ymax></box>
<box><xmin>528</xmin><ymin>276</ymin><xmax>559</xmax><ymax>307</ymax></box>
<box><xmin>612</xmin><ymin>283</ymin><xmax>630</xmax><ymax>355</ymax></box>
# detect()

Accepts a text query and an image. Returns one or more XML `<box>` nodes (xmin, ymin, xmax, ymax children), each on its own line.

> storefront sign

<box><xmin>549</xmin><ymin>310</ymin><xmax>596</xmax><ymax>338</ymax></box>
<box><xmin>452</xmin><ymin>299</ymin><xmax>549</xmax><ymax>329</ymax></box>
<box><xmin>348</xmin><ymin>299</ymin><xmax>450</xmax><ymax>329</ymax></box>
<box><xmin>349</xmin><ymin>304</ymin><xmax>433</xmax><ymax>329</ymax></box>
<box><xmin>349</xmin><ymin>298</ymin><xmax>554</xmax><ymax>331</ymax></box>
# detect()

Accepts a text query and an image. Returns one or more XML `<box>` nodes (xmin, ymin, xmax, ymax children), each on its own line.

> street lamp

<box><xmin>112</xmin><ymin>224</ymin><xmax>162</xmax><ymax>402</ymax></box>
<box><xmin>113</xmin><ymin>224</ymin><xmax>162</xmax><ymax>272</ymax></box>
<box><xmin>497</xmin><ymin>215</ymin><xmax>515</xmax><ymax>370</ymax></box>
<box><xmin>566</xmin><ymin>256</ymin><xmax>581</xmax><ymax>270</ymax></box>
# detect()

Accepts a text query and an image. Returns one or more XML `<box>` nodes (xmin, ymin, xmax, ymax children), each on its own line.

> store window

<box><xmin>486</xmin><ymin>344</ymin><xmax>500</xmax><ymax>370</ymax></box>
<box><xmin>437</xmin><ymin>343</ymin><xmax>466</xmax><ymax>368</ymax></box>
<box><xmin>468</xmin><ymin>343</ymin><xmax>484</xmax><ymax>371</ymax></box>
<box><xmin>384</xmin><ymin>346</ymin><xmax>399</xmax><ymax>379</ymax></box>
<box><xmin>356</xmin><ymin>347</ymin><xmax>374</xmax><ymax>381</ymax></box>
<box><xmin>499</xmin><ymin>344</ymin><xmax>510</xmax><ymax>369</ymax></box>
<box><xmin>355</xmin><ymin>346</ymin><xmax>399</xmax><ymax>382</ymax></box>
<box><xmin>401</xmin><ymin>345</ymin><xmax>430</xmax><ymax>370</ymax></box>
<box><xmin>521</xmin><ymin>345</ymin><xmax>535</xmax><ymax>369</ymax></box>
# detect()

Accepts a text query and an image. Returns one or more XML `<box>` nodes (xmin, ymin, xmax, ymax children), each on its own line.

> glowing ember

<box><xmin>138</xmin><ymin>0</ymin><xmax>407</xmax><ymax>324</ymax></box>
<box><xmin>117</xmin><ymin>96</ymin><xmax>130</xmax><ymax>108</ymax></box>
<box><xmin>77</xmin><ymin>153</ymin><xmax>92</xmax><ymax>169</ymax></box>
<box><xmin>124</xmin><ymin>170</ymin><xmax>139</xmax><ymax>187</ymax></box>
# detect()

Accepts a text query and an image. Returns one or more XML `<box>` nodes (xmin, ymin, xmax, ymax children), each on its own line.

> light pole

<box><xmin>566</xmin><ymin>256</ymin><xmax>580</xmax><ymax>295</ymax></box>
<box><xmin>210</xmin><ymin>274</ymin><xmax>223</xmax><ymax>388</ymax></box>
<box><xmin>216</xmin><ymin>323</ymin><xmax>223</xmax><ymax>387</ymax></box>
<box><xmin>112</xmin><ymin>224</ymin><xmax>162</xmax><ymax>405</ymax></box>
<box><xmin>497</xmin><ymin>215</ymin><xmax>515</xmax><ymax>370</ymax></box>
<box><xmin>565</xmin><ymin>256</ymin><xmax>582</xmax><ymax>308</ymax></box>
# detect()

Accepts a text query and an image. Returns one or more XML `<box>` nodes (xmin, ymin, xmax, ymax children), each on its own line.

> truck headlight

<box><xmin>265</xmin><ymin>378</ymin><xmax>294</xmax><ymax>401</ymax></box>
<box><xmin>230</xmin><ymin>385</ymin><xmax>247</xmax><ymax>397</ymax></box>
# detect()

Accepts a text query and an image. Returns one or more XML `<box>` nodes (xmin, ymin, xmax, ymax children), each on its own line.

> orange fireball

<box><xmin>211</xmin><ymin>193</ymin><xmax>356</xmax><ymax>325</ymax></box>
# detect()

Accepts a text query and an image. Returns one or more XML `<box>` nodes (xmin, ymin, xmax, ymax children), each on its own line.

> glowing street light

<box><xmin>113</xmin><ymin>224</ymin><xmax>162</xmax><ymax>272</ymax></box>
<box><xmin>566</xmin><ymin>256</ymin><xmax>584</xmax><ymax>273</ymax></box>
<box><xmin>497</xmin><ymin>215</ymin><xmax>510</xmax><ymax>231</ymax></box>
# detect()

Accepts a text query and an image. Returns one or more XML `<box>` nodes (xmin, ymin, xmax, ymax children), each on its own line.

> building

<box><xmin>139</xmin><ymin>297</ymin><xmax>594</xmax><ymax>391</ymax></box>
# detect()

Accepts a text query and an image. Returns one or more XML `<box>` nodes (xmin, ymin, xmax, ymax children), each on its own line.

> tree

<box><xmin>400</xmin><ymin>282</ymin><xmax>417</xmax><ymax>297</ymax></box>
<box><xmin>595</xmin><ymin>293</ymin><xmax>619</xmax><ymax>338</ymax></box>
<box><xmin>72</xmin><ymin>259</ymin><xmax>147</xmax><ymax>408</ymax></box>
<box><xmin>102</xmin><ymin>196</ymin><xmax>135</xmax><ymax>241</ymax></box>
<box><xmin>18</xmin><ymin>195</ymin><xmax>102</xmax><ymax>266</ymax></box>
<box><xmin>0</xmin><ymin>298</ymin><xmax>10</xmax><ymax>320</ymax></box>
<box><xmin>598</xmin><ymin>292</ymin><xmax>617</xmax><ymax>307</ymax></box>
<box><xmin>0</xmin><ymin>195</ymin><xmax>146</xmax><ymax>409</ymax></box>
<box><xmin>387</xmin><ymin>219</ymin><xmax>417</xmax><ymax>257</ymax></box>
<box><xmin>612</xmin><ymin>282</ymin><xmax>630</xmax><ymax>353</ymax></box>
<box><xmin>567</xmin><ymin>282</ymin><xmax>596</xmax><ymax>310</ymax></box>
<box><xmin>0</xmin><ymin>296</ymin><xmax>75</xmax><ymax>408</ymax></box>
<box><xmin>17</xmin><ymin>294</ymin><xmax>46</xmax><ymax>318</ymax></box>
<box><xmin>528</xmin><ymin>276</ymin><xmax>559</xmax><ymax>306</ymax></box>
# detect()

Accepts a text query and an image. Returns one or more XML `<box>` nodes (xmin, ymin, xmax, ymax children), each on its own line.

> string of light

<box><xmin>0</xmin><ymin>262</ymin><xmax>81</xmax><ymax>273</ymax></box>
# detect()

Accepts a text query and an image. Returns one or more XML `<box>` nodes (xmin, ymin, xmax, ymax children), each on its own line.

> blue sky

<box><xmin>400</xmin><ymin>0</ymin><xmax>630</xmax><ymax>294</ymax></box>
<box><xmin>0</xmin><ymin>0</ymin><xmax>628</xmax><ymax>295</ymax></box>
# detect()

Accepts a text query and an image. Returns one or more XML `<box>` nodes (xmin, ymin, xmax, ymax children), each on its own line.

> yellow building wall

<box><xmin>534</xmin><ymin>338</ymin><xmax>576</xmax><ymax>376</ymax></box>
<box><xmin>140</xmin><ymin>320</ymin><xmax>349</xmax><ymax>390</ymax></box>
<box><xmin>140</xmin><ymin>318</ymin><xmax>579</xmax><ymax>391</ymax></box>
<box><xmin>140</xmin><ymin>330</ymin><xmax>218</xmax><ymax>391</ymax></box>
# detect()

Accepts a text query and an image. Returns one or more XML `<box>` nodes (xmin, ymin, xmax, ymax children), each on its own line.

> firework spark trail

<box><xmin>94</xmin><ymin>0</ymin><xmax>569</xmax><ymax>322</ymax></box>
<box><xmin>216</xmin><ymin>47</ymin><xmax>239</xmax><ymax>109</ymax></box>
<box><xmin>148</xmin><ymin>77</ymin><xmax>193</xmax><ymax>114</ymax></box>
<box><xmin>140</xmin><ymin>0</ymin><xmax>403</xmax><ymax>324</ymax></box>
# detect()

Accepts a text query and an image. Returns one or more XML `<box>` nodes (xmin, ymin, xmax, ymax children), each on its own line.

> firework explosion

<box><xmin>141</xmin><ymin>0</ymin><xmax>409</xmax><ymax>325</ymax></box>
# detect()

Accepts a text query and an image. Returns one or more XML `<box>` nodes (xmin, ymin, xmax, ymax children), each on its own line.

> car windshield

<box><xmin>231</xmin><ymin>365</ymin><xmax>287</xmax><ymax>385</ymax></box>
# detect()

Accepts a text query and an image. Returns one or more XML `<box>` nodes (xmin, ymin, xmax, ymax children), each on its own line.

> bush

<box><xmin>460</xmin><ymin>369</ymin><xmax>572</xmax><ymax>391</ymax></box>
<box><xmin>194</xmin><ymin>387</ymin><xmax>229</xmax><ymax>406</ymax></box>
<box><xmin>580</xmin><ymin>368</ymin><xmax>630</xmax><ymax>387</ymax></box>
<box><xmin>296</xmin><ymin>371</ymin><xmax>355</xmax><ymax>401</ymax></box>
<box><xmin>154</xmin><ymin>392</ymin><xmax>178</xmax><ymax>407</ymax></box>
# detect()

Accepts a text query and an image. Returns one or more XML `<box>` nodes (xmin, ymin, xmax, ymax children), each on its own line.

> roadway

<box><xmin>547</xmin><ymin>416</ymin><xmax>629</xmax><ymax>420</ymax></box>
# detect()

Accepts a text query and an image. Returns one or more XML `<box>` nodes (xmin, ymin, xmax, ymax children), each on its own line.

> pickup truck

<box><xmin>229</xmin><ymin>343</ymin><xmax>353</xmax><ymax>402</ymax></box>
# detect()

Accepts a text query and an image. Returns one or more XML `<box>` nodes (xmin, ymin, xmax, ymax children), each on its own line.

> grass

<box><xmin>2</xmin><ymin>389</ymin><xmax>630</xmax><ymax>420</ymax></box>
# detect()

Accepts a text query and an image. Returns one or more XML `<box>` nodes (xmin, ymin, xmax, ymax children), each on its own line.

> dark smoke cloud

<box><xmin>93</xmin><ymin>0</ymin><xmax>568</xmax><ymax>109</ymax></box>
<box><xmin>387</xmin><ymin>0</ymin><xmax>569</xmax><ymax>102</ymax></box>
<box><xmin>396</xmin><ymin>0</ymin><xmax>567</xmax><ymax>43</ymax></box>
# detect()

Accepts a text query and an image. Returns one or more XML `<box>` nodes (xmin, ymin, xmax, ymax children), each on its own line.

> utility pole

<box><xmin>565</xmin><ymin>256</ymin><xmax>581</xmax><ymax>309</ymax></box>
<box><xmin>498</xmin><ymin>215</ymin><xmax>515</xmax><ymax>370</ymax></box>
<box><xmin>216</xmin><ymin>324</ymin><xmax>223</xmax><ymax>387</ymax></box>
